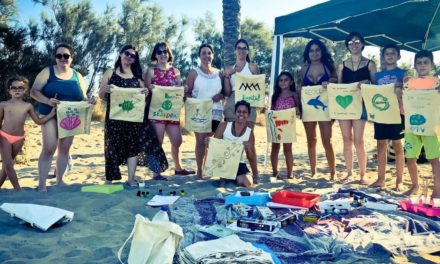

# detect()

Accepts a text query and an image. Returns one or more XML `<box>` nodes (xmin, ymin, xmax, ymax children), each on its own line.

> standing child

<box><xmin>270</xmin><ymin>71</ymin><xmax>299</xmax><ymax>179</ymax></box>
<box><xmin>404</xmin><ymin>50</ymin><xmax>440</xmax><ymax>196</ymax></box>
<box><xmin>370</xmin><ymin>44</ymin><xmax>406</xmax><ymax>191</ymax></box>
<box><xmin>0</xmin><ymin>76</ymin><xmax>56</xmax><ymax>191</ymax></box>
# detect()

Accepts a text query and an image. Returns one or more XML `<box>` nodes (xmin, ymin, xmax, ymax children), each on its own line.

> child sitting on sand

<box><xmin>403</xmin><ymin>50</ymin><xmax>440</xmax><ymax>197</ymax></box>
<box><xmin>270</xmin><ymin>71</ymin><xmax>299</xmax><ymax>179</ymax></box>
<box><xmin>0</xmin><ymin>76</ymin><xmax>56</xmax><ymax>191</ymax></box>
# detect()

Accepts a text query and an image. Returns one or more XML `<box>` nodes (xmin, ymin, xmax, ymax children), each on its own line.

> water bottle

<box><xmin>152</xmin><ymin>205</ymin><xmax>169</xmax><ymax>222</ymax></box>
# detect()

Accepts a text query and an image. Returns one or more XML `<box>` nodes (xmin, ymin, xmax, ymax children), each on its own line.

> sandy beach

<box><xmin>0</xmin><ymin>117</ymin><xmax>437</xmax><ymax>263</ymax></box>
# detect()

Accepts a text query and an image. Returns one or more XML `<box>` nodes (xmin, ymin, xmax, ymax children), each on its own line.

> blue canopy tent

<box><xmin>270</xmin><ymin>0</ymin><xmax>440</xmax><ymax>87</ymax></box>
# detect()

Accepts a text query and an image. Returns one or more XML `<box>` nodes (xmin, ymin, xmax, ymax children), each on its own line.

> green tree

<box><xmin>240</xmin><ymin>18</ymin><xmax>272</xmax><ymax>74</ymax></box>
<box><xmin>1</xmin><ymin>0</ymin><xmax>16</xmax><ymax>29</ymax></box>
<box><xmin>222</xmin><ymin>0</ymin><xmax>240</xmax><ymax>67</ymax></box>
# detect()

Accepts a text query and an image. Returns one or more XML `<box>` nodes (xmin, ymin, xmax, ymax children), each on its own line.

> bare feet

<box><xmin>330</xmin><ymin>174</ymin><xmax>335</xmax><ymax>181</ymax></box>
<box><xmin>370</xmin><ymin>179</ymin><xmax>386</xmax><ymax>188</ymax></box>
<box><xmin>359</xmin><ymin>179</ymin><xmax>369</xmax><ymax>185</ymax></box>
<box><xmin>340</xmin><ymin>173</ymin><xmax>352</xmax><ymax>184</ymax></box>
<box><xmin>404</xmin><ymin>185</ymin><xmax>420</xmax><ymax>196</ymax></box>
<box><xmin>56</xmin><ymin>181</ymin><xmax>67</xmax><ymax>186</ymax></box>
<box><xmin>37</xmin><ymin>186</ymin><xmax>47</xmax><ymax>192</ymax></box>
<box><xmin>126</xmin><ymin>179</ymin><xmax>137</xmax><ymax>187</ymax></box>
<box><xmin>395</xmin><ymin>182</ymin><xmax>404</xmax><ymax>192</ymax></box>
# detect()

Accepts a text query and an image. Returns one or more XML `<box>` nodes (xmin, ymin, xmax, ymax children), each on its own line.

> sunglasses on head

<box><xmin>123</xmin><ymin>51</ymin><xmax>137</xmax><ymax>59</ymax></box>
<box><xmin>55</xmin><ymin>53</ymin><xmax>71</xmax><ymax>60</ymax></box>
<box><xmin>156</xmin><ymin>50</ymin><xmax>168</xmax><ymax>55</ymax></box>
<box><xmin>348</xmin><ymin>39</ymin><xmax>362</xmax><ymax>46</ymax></box>
<box><xmin>9</xmin><ymin>86</ymin><xmax>25</xmax><ymax>91</ymax></box>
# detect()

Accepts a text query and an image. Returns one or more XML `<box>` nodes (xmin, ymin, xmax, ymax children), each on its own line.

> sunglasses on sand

<box><xmin>55</xmin><ymin>53</ymin><xmax>71</xmax><ymax>60</ymax></box>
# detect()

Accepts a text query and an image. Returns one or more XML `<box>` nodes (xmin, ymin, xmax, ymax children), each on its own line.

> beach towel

<box><xmin>0</xmin><ymin>203</ymin><xmax>74</xmax><ymax>231</ymax></box>
<box><xmin>327</xmin><ymin>83</ymin><xmax>363</xmax><ymax>120</ymax></box>
<box><xmin>57</xmin><ymin>101</ymin><xmax>92</xmax><ymax>139</ymax></box>
<box><xmin>109</xmin><ymin>85</ymin><xmax>146</xmax><ymax>123</ymax></box>
<box><xmin>185</xmin><ymin>98</ymin><xmax>213</xmax><ymax>132</ymax></box>
<box><xmin>234</xmin><ymin>73</ymin><xmax>266</xmax><ymax>107</ymax></box>
<box><xmin>266</xmin><ymin>108</ymin><xmax>297</xmax><ymax>143</ymax></box>
<box><xmin>118</xmin><ymin>214</ymin><xmax>183</xmax><ymax>264</ymax></box>
<box><xmin>301</xmin><ymin>85</ymin><xmax>331</xmax><ymax>122</ymax></box>
<box><xmin>148</xmin><ymin>85</ymin><xmax>184</xmax><ymax>121</ymax></box>
<box><xmin>361</xmin><ymin>84</ymin><xmax>401</xmax><ymax>124</ymax></box>
<box><xmin>403</xmin><ymin>90</ymin><xmax>440</xmax><ymax>136</ymax></box>
<box><xmin>204</xmin><ymin>138</ymin><xmax>244</xmax><ymax>180</ymax></box>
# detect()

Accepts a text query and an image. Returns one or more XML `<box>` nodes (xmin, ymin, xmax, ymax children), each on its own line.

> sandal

<box><xmin>153</xmin><ymin>175</ymin><xmax>168</xmax><ymax>181</ymax></box>
<box><xmin>174</xmin><ymin>169</ymin><xmax>195</xmax><ymax>176</ymax></box>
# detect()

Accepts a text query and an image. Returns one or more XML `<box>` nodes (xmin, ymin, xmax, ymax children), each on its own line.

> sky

<box><xmin>15</xmin><ymin>0</ymin><xmax>439</xmax><ymax>65</ymax></box>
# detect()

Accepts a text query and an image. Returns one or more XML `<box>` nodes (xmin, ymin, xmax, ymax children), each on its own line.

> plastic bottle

<box><xmin>152</xmin><ymin>205</ymin><xmax>169</xmax><ymax>222</ymax></box>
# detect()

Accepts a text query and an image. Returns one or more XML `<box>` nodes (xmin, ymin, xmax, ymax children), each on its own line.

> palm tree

<box><xmin>222</xmin><ymin>0</ymin><xmax>241</xmax><ymax>67</ymax></box>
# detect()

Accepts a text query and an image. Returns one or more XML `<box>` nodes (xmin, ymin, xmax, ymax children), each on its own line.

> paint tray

<box><xmin>400</xmin><ymin>199</ymin><xmax>440</xmax><ymax>217</ymax></box>
<box><xmin>225</xmin><ymin>192</ymin><xmax>271</xmax><ymax>206</ymax></box>
<box><xmin>81</xmin><ymin>184</ymin><xmax>124</xmax><ymax>194</ymax></box>
<box><xmin>271</xmin><ymin>190</ymin><xmax>319</xmax><ymax>208</ymax></box>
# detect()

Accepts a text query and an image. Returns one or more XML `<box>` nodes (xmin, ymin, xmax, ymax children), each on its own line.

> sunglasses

<box><xmin>156</xmin><ymin>50</ymin><xmax>168</xmax><ymax>56</ymax></box>
<box><xmin>9</xmin><ymin>86</ymin><xmax>25</xmax><ymax>91</ymax></box>
<box><xmin>55</xmin><ymin>53</ymin><xmax>71</xmax><ymax>60</ymax></box>
<box><xmin>348</xmin><ymin>39</ymin><xmax>362</xmax><ymax>46</ymax></box>
<box><xmin>123</xmin><ymin>51</ymin><xmax>137</xmax><ymax>59</ymax></box>
<box><xmin>236</xmin><ymin>46</ymin><xmax>248</xmax><ymax>51</ymax></box>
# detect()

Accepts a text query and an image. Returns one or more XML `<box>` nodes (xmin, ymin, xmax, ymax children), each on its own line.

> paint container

<box><xmin>433</xmin><ymin>198</ymin><xmax>440</xmax><ymax>208</ymax></box>
<box><xmin>138</xmin><ymin>181</ymin><xmax>145</xmax><ymax>188</ymax></box>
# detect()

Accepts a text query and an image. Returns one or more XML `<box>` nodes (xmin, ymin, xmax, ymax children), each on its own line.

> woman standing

<box><xmin>144</xmin><ymin>42</ymin><xmax>194</xmax><ymax>176</ymax></box>
<box><xmin>300</xmin><ymin>39</ymin><xmax>337</xmax><ymax>179</ymax></box>
<box><xmin>186</xmin><ymin>44</ymin><xmax>224</xmax><ymax>179</ymax></box>
<box><xmin>31</xmin><ymin>43</ymin><xmax>92</xmax><ymax>192</ymax></box>
<box><xmin>337</xmin><ymin>32</ymin><xmax>377</xmax><ymax>184</ymax></box>
<box><xmin>98</xmin><ymin>45</ymin><xmax>168</xmax><ymax>184</ymax></box>
<box><xmin>223</xmin><ymin>39</ymin><xmax>260</xmax><ymax>183</ymax></box>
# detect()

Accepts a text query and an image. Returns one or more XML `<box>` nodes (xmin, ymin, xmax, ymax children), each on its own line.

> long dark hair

<box><xmin>150</xmin><ymin>42</ymin><xmax>174</xmax><ymax>62</ymax></box>
<box><xmin>114</xmin><ymin>45</ymin><xmax>143</xmax><ymax>80</ymax></box>
<box><xmin>303</xmin><ymin>39</ymin><xmax>335</xmax><ymax>74</ymax></box>
<box><xmin>271</xmin><ymin>71</ymin><xmax>296</xmax><ymax>106</ymax></box>
<box><xmin>235</xmin><ymin>39</ymin><xmax>251</xmax><ymax>63</ymax></box>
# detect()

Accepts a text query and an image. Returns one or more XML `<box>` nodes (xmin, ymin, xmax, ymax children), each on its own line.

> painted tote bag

<box><xmin>403</xmin><ymin>90</ymin><xmax>440</xmax><ymax>136</ymax></box>
<box><xmin>185</xmin><ymin>98</ymin><xmax>213</xmax><ymax>133</ymax></box>
<box><xmin>109</xmin><ymin>85</ymin><xmax>146</xmax><ymax>123</ymax></box>
<box><xmin>361</xmin><ymin>84</ymin><xmax>401</xmax><ymax>124</ymax></box>
<box><xmin>204</xmin><ymin>138</ymin><xmax>244</xmax><ymax>180</ymax></box>
<box><xmin>327</xmin><ymin>83</ymin><xmax>363</xmax><ymax>120</ymax></box>
<box><xmin>148</xmin><ymin>85</ymin><xmax>184</xmax><ymax>121</ymax></box>
<box><xmin>301</xmin><ymin>85</ymin><xmax>331</xmax><ymax>122</ymax></box>
<box><xmin>57</xmin><ymin>101</ymin><xmax>92</xmax><ymax>139</ymax></box>
<box><xmin>234</xmin><ymin>73</ymin><xmax>266</xmax><ymax>107</ymax></box>
<box><xmin>266</xmin><ymin>108</ymin><xmax>297</xmax><ymax>143</ymax></box>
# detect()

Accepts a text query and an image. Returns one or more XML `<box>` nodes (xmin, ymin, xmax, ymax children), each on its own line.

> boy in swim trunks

<box><xmin>403</xmin><ymin>50</ymin><xmax>440</xmax><ymax>197</ymax></box>
<box><xmin>0</xmin><ymin>76</ymin><xmax>56</xmax><ymax>191</ymax></box>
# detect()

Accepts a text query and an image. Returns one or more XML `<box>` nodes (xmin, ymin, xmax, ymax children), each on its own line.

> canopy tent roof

<box><xmin>274</xmin><ymin>0</ymin><xmax>440</xmax><ymax>52</ymax></box>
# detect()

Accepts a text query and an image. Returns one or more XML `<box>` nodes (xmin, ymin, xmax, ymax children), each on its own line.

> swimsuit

<box><xmin>302</xmin><ymin>64</ymin><xmax>330</xmax><ymax>86</ymax></box>
<box><xmin>0</xmin><ymin>130</ymin><xmax>25</xmax><ymax>144</ymax></box>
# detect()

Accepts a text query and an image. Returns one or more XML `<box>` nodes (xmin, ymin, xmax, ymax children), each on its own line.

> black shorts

<box><xmin>212</xmin><ymin>120</ymin><xmax>221</xmax><ymax>133</ymax></box>
<box><xmin>237</xmin><ymin>163</ymin><xmax>250</xmax><ymax>176</ymax></box>
<box><xmin>374</xmin><ymin>115</ymin><xmax>404</xmax><ymax>140</ymax></box>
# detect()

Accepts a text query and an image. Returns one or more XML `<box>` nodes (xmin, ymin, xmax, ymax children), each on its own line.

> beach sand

<box><xmin>0</xmin><ymin>118</ymin><xmax>436</xmax><ymax>263</ymax></box>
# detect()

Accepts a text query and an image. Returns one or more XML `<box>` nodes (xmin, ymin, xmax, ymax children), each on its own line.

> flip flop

<box><xmin>153</xmin><ymin>175</ymin><xmax>168</xmax><ymax>181</ymax></box>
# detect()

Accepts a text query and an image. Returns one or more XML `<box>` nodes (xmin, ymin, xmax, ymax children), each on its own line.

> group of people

<box><xmin>0</xmin><ymin>32</ymin><xmax>439</xmax><ymax>197</ymax></box>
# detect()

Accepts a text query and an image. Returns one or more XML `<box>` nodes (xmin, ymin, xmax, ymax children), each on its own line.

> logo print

<box><xmin>239</xmin><ymin>83</ymin><xmax>261</xmax><ymax>91</ymax></box>
<box><xmin>372</xmin><ymin>94</ymin><xmax>390</xmax><ymax>111</ymax></box>
<box><xmin>335</xmin><ymin>95</ymin><xmax>353</xmax><ymax>109</ymax></box>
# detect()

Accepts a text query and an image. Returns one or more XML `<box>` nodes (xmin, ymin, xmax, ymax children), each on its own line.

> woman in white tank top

<box><xmin>212</xmin><ymin>100</ymin><xmax>258</xmax><ymax>187</ymax></box>
<box><xmin>186</xmin><ymin>44</ymin><xmax>225</xmax><ymax>179</ymax></box>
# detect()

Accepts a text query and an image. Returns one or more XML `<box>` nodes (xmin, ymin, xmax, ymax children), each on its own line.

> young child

<box><xmin>404</xmin><ymin>50</ymin><xmax>440</xmax><ymax>197</ymax></box>
<box><xmin>270</xmin><ymin>71</ymin><xmax>299</xmax><ymax>179</ymax></box>
<box><xmin>371</xmin><ymin>44</ymin><xmax>406</xmax><ymax>191</ymax></box>
<box><xmin>0</xmin><ymin>76</ymin><xmax>56</xmax><ymax>191</ymax></box>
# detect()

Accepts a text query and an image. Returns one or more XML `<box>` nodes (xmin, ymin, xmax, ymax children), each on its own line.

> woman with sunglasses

<box><xmin>337</xmin><ymin>32</ymin><xmax>377</xmax><ymax>185</ymax></box>
<box><xmin>223</xmin><ymin>39</ymin><xmax>260</xmax><ymax>183</ymax></box>
<box><xmin>98</xmin><ymin>45</ymin><xmax>168</xmax><ymax>184</ymax></box>
<box><xmin>31</xmin><ymin>43</ymin><xmax>93</xmax><ymax>191</ymax></box>
<box><xmin>300</xmin><ymin>39</ymin><xmax>337</xmax><ymax>180</ymax></box>
<box><xmin>186</xmin><ymin>44</ymin><xmax>225</xmax><ymax>179</ymax></box>
<box><xmin>144</xmin><ymin>42</ymin><xmax>194</xmax><ymax>177</ymax></box>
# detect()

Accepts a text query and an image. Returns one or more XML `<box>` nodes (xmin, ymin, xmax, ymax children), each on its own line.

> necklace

<box><xmin>232</xmin><ymin>122</ymin><xmax>247</xmax><ymax>137</ymax></box>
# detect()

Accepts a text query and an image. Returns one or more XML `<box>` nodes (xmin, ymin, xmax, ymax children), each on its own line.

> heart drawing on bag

<box><xmin>336</xmin><ymin>95</ymin><xmax>353</xmax><ymax>109</ymax></box>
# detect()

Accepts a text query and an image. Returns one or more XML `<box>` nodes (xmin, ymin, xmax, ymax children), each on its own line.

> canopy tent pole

<box><xmin>265</xmin><ymin>35</ymin><xmax>284</xmax><ymax>172</ymax></box>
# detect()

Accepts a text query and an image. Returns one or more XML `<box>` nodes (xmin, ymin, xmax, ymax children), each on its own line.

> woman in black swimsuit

<box><xmin>337</xmin><ymin>32</ymin><xmax>377</xmax><ymax>185</ymax></box>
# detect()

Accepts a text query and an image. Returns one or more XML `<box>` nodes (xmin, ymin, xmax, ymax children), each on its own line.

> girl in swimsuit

<box><xmin>299</xmin><ymin>39</ymin><xmax>337</xmax><ymax>180</ymax></box>
<box><xmin>0</xmin><ymin>76</ymin><xmax>56</xmax><ymax>191</ymax></box>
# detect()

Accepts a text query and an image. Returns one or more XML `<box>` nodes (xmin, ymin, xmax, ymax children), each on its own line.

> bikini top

<box><xmin>302</xmin><ymin>63</ymin><xmax>330</xmax><ymax>86</ymax></box>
